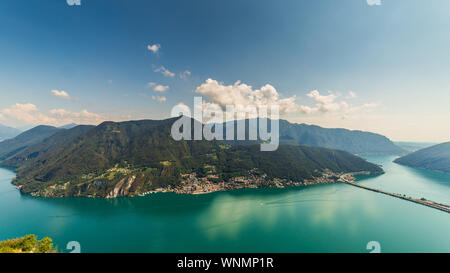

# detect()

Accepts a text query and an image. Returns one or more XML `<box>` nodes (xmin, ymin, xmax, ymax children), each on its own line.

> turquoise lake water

<box><xmin>0</xmin><ymin>155</ymin><xmax>449</xmax><ymax>253</ymax></box>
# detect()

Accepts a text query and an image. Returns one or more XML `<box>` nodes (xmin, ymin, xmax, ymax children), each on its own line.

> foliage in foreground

<box><xmin>0</xmin><ymin>234</ymin><xmax>57</xmax><ymax>253</ymax></box>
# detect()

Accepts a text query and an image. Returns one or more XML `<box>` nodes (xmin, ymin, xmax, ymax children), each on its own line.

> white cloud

<box><xmin>175</xmin><ymin>102</ymin><xmax>191</xmax><ymax>117</ymax></box>
<box><xmin>146</xmin><ymin>82</ymin><xmax>169</xmax><ymax>92</ymax></box>
<box><xmin>147</xmin><ymin>44</ymin><xmax>160</xmax><ymax>53</ymax></box>
<box><xmin>195</xmin><ymin>79</ymin><xmax>298</xmax><ymax>115</ymax></box>
<box><xmin>180</xmin><ymin>70</ymin><xmax>191</xmax><ymax>79</ymax></box>
<box><xmin>51</xmin><ymin>90</ymin><xmax>71</xmax><ymax>100</ymax></box>
<box><xmin>299</xmin><ymin>90</ymin><xmax>377</xmax><ymax>115</ymax></box>
<box><xmin>299</xmin><ymin>90</ymin><xmax>344</xmax><ymax>114</ymax></box>
<box><xmin>367</xmin><ymin>0</ymin><xmax>381</xmax><ymax>6</ymax></box>
<box><xmin>154</xmin><ymin>85</ymin><xmax>169</xmax><ymax>92</ymax></box>
<box><xmin>151</xmin><ymin>95</ymin><xmax>167</xmax><ymax>102</ymax></box>
<box><xmin>347</xmin><ymin>91</ymin><xmax>357</xmax><ymax>98</ymax></box>
<box><xmin>49</xmin><ymin>108</ymin><xmax>104</xmax><ymax>124</ymax></box>
<box><xmin>154</xmin><ymin>66</ymin><xmax>175</xmax><ymax>77</ymax></box>
<box><xmin>0</xmin><ymin>103</ymin><xmax>104</xmax><ymax>126</ymax></box>
<box><xmin>194</xmin><ymin>79</ymin><xmax>378</xmax><ymax>118</ymax></box>
<box><xmin>0</xmin><ymin>103</ymin><xmax>55</xmax><ymax>125</ymax></box>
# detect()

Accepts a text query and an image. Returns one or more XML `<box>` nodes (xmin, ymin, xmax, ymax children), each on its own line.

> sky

<box><xmin>0</xmin><ymin>0</ymin><xmax>449</xmax><ymax>142</ymax></box>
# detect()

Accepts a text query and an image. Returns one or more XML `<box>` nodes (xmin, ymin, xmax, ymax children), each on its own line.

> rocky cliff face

<box><xmin>106</xmin><ymin>175</ymin><xmax>137</xmax><ymax>198</ymax></box>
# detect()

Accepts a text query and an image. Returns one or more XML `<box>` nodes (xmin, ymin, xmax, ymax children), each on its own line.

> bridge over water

<box><xmin>342</xmin><ymin>180</ymin><xmax>450</xmax><ymax>214</ymax></box>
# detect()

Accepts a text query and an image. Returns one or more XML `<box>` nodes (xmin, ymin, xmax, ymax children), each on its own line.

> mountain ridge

<box><xmin>0</xmin><ymin>124</ymin><xmax>22</xmax><ymax>142</ymax></box>
<box><xmin>394</xmin><ymin>142</ymin><xmax>450</xmax><ymax>174</ymax></box>
<box><xmin>217</xmin><ymin>118</ymin><xmax>406</xmax><ymax>155</ymax></box>
<box><xmin>0</xmin><ymin>125</ymin><xmax>62</xmax><ymax>161</ymax></box>
<box><xmin>1</xmin><ymin>117</ymin><xmax>383</xmax><ymax>198</ymax></box>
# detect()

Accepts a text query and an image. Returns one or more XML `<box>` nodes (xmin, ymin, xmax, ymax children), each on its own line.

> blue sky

<box><xmin>0</xmin><ymin>0</ymin><xmax>449</xmax><ymax>141</ymax></box>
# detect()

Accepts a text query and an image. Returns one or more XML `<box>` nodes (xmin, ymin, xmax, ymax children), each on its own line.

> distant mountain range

<box><xmin>394</xmin><ymin>142</ymin><xmax>450</xmax><ymax>174</ymax></box>
<box><xmin>0</xmin><ymin>117</ymin><xmax>383</xmax><ymax>198</ymax></box>
<box><xmin>0</xmin><ymin>119</ymin><xmax>405</xmax><ymax>163</ymax></box>
<box><xmin>1</xmin><ymin>125</ymin><xmax>95</xmax><ymax>167</ymax></box>
<box><xmin>59</xmin><ymin>123</ymin><xmax>79</xmax><ymax>129</ymax></box>
<box><xmin>0</xmin><ymin>125</ymin><xmax>62</xmax><ymax>160</ymax></box>
<box><xmin>219</xmin><ymin>119</ymin><xmax>406</xmax><ymax>155</ymax></box>
<box><xmin>0</xmin><ymin>124</ymin><xmax>21</xmax><ymax>142</ymax></box>
<box><xmin>394</xmin><ymin>141</ymin><xmax>437</xmax><ymax>153</ymax></box>
<box><xmin>278</xmin><ymin>120</ymin><xmax>406</xmax><ymax>155</ymax></box>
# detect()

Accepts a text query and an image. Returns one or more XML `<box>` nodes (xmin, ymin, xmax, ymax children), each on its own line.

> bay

<box><xmin>0</xmin><ymin>155</ymin><xmax>449</xmax><ymax>253</ymax></box>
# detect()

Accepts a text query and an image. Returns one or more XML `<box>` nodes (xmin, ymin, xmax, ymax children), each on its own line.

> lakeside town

<box><xmin>139</xmin><ymin>169</ymin><xmax>369</xmax><ymax>196</ymax></box>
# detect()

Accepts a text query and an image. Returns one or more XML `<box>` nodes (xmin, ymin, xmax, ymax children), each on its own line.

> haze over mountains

<box><xmin>219</xmin><ymin>119</ymin><xmax>406</xmax><ymax>155</ymax></box>
<box><xmin>278</xmin><ymin>120</ymin><xmax>405</xmax><ymax>155</ymax></box>
<box><xmin>0</xmin><ymin>124</ymin><xmax>22</xmax><ymax>142</ymax></box>
<box><xmin>1</xmin><ymin>125</ymin><xmax>95</xmax><ymax>167</ymax></box>
<box><xmin>0</xmin><ymin>125</ymin><xmax>62</xmax><ymax>160</ymax></box>
<box><xmin>394</xmin><ymin>142</ymin><xmax>450</xmax><ymax>174</ymax></box>
<box><xmin>394</xmin><ymin>142</ymin><xmax>436</xmax><ymax>153</ymax></box>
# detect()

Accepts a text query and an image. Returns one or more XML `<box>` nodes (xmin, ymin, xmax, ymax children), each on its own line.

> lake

<box><xmin>0</xmin><ymin>155</ymin><xmax>449</xmax><ymax>253</ymax></box>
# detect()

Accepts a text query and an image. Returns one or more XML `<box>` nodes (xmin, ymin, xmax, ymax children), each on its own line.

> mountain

<box><xmin>59</xmin><ymin>123</ymin><xmax>78</xmax><ymax>129</ymax></box>
<box><xmin>2</xmin><ymin>117</ymin><xmax>383</xmax><ymax>198</ymax></box>
<box><xmin>394</xmin><ymin>141</ymin><xmax>436</xmax><ymax>153</ymax></box>
<box><xmin>219</xmin><ymin>119</ymin><xmax>406</xmax><ymax>155</ymax></box>
<box><xmin>394</xmin><ymin>142</ymin><xmax>450</xmax><ymax>173</ymax></box>
<box><xmin>279</xmin><ymin>120</ymin><xmax>406</xmax><ymax>155</ymax></box>
<box><xmin>1</xmin><ymin>125</ymin><xmax>95</xmax><ymax>167</ymax></box>
<box><xmin>0</xmin><ymin>125</ymin><xmax>62</xmax><ymax>160</ymax></box>
<box><xmin>0</xmin><ymin>124</ymin><xmax>21</xmax><ymax>142</ymax></box>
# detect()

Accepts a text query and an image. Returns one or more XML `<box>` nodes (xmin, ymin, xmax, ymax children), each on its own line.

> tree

<box><xmin>37</xmin><ymin>237</ymin><xmax>54</xmax><ymax>253</ymax></box>
<box><xmin>0</xmin><ymin>246</ymin><xmax>15</xmax><ymax>253</ymax></box>
<box><xmin>18</xmin><ymin>234</ymin><xmax>37</xmax><ymax>252</ymax></box>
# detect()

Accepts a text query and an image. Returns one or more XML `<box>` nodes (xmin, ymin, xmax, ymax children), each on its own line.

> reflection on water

<box><xmin>0</xmin><ymin>155</ymin><xmax>449</xmax><ymax>253</ymax></box>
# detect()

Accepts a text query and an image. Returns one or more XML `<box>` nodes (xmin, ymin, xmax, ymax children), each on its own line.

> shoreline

<box><xmin>393</xmin><ymin>161</ymin><xmax>450</xmax><ymax>175</ymax></box>
<box><xmin>125</xmin><ymin>171</ymin><xmax>375</xmax><ymax>198</ymax></box>
<box><xmin>11</xmin><ymin>169</ymin><xmax>379</xmax><ymax>199</ymax></box>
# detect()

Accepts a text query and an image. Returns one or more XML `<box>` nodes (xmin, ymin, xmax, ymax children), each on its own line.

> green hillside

<box><xmin>220</xmin><ymin>119</ymin><xmax>406</xmax><ymax>155</ymax></box>
<box><xmin>1</xmin><ymin>125</ymin><xmax>95</xmax><ymax>168</ymax></box>
<box><xmin>394</xmin><ymin>142</ymin><xmax>450</xmax><ymax>173</ymax></box>
<box><xmin>0</xmin><ymin>125</ymin><xmax>62</xmax><ymax>160</ymax></box>
<box><xmin>3</xmin><ymin>117</ymin><xmax>383</xmax><ymax>198</ymax></box>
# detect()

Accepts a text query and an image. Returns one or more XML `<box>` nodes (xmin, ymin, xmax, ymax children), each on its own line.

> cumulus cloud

<box><xmin>49</xmin><ymin>109</ymin><xmax>104</xmax><ymax>124</ymax></box>
<box><xmin>367</xmin><ymin>0</ymin><xmax>381</xmax><ymax>6</ymax></box>
<box><xmin>152</xmin><ymin>95</ymin><xmax>167</xmax><ymax>102</ymax></box>
<box><xmin>299</xmin><ymin>90</ymin><xmax>344</xmax><ymax>114</ymax></box>
<box><xmin>171</xmin><ymin>102</ymin><xmax>192</xmax><ymax>117</ymax></box>
<box><xmin>153</xmin><ymin>85</ymin><xmax>169</xmax><ymax>92</ymax></box>
<box><xmin>0</xmin><ymin>103</ymin><xmax>104</xmax><ymax>126</ymax></box>
<box><xmin>193</xmin><ymin>79</ymin><xmax>378</xmax><ymax>119</ymax></box>
<box><xmin>147</xmin><ymin>44</ymin><xmax>160</xmax><ymax>53</ymax></box>
<box><xmin>0</xmin><ymin>103</ymin><xmax>54</xmax><ymax>124</ymax></box>
<box><xmin>154</xmin><ymin>66</ymin><xmax>175</xmax><ymax>77</ymax></box>
<box><xmin>195</xmin><ymin>79</ymin><xmax>298</xmax><ymax>115</ymax></box>
<box><xmin>51</xmin><ymin>90</ymin><xmax>72</xmax><ymax>100</ymax></box>
<box><xmin>146</xmin><ymin>82</ymin><xmax>169</xmax><ymax>92</ymax></box>
<box><xmin>299</xmin><ymin>90</ymin><xmax>377</xmax><ymax>115</ymax></box>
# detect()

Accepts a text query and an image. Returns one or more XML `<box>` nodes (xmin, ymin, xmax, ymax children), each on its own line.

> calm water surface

<box><xmin>0</xmin><ymin>155</ymin><xmax>449</xmax><ymax>253</ymax></box>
